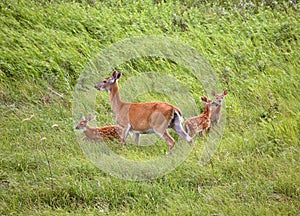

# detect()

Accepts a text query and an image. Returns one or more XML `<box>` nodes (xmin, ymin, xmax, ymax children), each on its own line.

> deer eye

<box><xmin>103</xmin><ymin>80</ymin><xmax>107</xmax><ymax>83</ymax></box>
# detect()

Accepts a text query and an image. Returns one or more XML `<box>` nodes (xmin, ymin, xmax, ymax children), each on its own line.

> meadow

<box><xmin>0</xmin><ymin>0</ymin><xmax>299</xmax><ymax>215</ymax></box>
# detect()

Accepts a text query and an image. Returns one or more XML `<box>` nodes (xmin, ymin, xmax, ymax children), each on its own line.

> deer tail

<box><xmin>174</xmin><ymin>107</ymin><xmax>184</xmax><ymax>123</ymax></box>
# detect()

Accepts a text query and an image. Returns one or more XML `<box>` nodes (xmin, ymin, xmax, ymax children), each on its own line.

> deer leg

<box><xmin>201</xmin><ymin>129</ymin><xmax>206</xmax><ymax>137</ymax></box>
<box><xmin>135</xmin><ymin>133</ymin><xmax>140</xmax><ymax>146</ymax></box>
<box><xmin>121</xmin><ymin>124</ymin><xmax>131</xmax><ymax>147</ymax></box>
<box><xmin>172</xmin><ymin>118</ymin><xmax>193</xmax><ymax>144</ymax></box>
<box><xmin>153</xmin><ymin>128</ymin><xmax>175</xmax><ymax>150</ymax></box>
<box><xmin>150</xmin><ymin>113</ymin><xmax>176</xmax><ymax>150</ymax></box>
<box><xmin>162</xmin><ymin>131</ymin><xmax>175</xmax><ymax>150</ymax></box>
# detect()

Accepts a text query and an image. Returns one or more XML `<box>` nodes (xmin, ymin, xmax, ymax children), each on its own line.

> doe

<box><xmin>94</xmin><ymin>71</ymin><xmax>192</xmax><ymax>150</ymax></box>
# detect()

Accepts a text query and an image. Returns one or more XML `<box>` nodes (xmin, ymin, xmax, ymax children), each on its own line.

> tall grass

<box><xmin>0</xmin><ymin>0</ymin><xmax>299</xmax><ymax>215</ymax></box>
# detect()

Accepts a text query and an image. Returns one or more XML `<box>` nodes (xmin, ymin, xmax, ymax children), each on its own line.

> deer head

<box><xmin>94</xmin><ymin>71</ymin><xmax>122</xmax><ymax>91</ymax></box>
<box><xmin>211</xmin><ymin>90</ymin><xmax>228</xmax><ymax>105</ymax></box>
<box><xmin>201</xmin><ymin>96</ymin><xmax>219</xmax><ymax>111</ymax></box>
<box><xmin>75</xmin><ymin>115</ymin><xmax>92</xmax><ymax>130</ymax></box>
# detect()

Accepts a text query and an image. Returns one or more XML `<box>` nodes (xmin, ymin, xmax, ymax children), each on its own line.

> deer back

<box><xmin>128</xmin><ymin>102</ymin><xmax>177</xmax><ymax>132</ymax></box>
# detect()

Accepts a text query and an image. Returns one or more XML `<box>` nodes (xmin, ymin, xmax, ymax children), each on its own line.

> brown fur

<box><xmin>211</xmin><ymin>90</ymin><xmax>228</xmax><ymax>125</ymax></box>
<box><xmin>95</xmin><ymin>71</ymin><xmax>192</xmax><ymax>150</ymax></box>
<box><xmin>76</xmin><ymin>115</ymin><xmax>122</xmax><ymax>142</ymax></box>
<box><xmin>184</xmin><ymin>97</ymin><xmax>217</xmax><ymax>138</ymax></box>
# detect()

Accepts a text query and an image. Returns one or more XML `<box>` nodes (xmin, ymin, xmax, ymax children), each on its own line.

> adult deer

<box><xmin>184</xmin><ymin>96</ymin><xmax>218</xmax><ymax>138</ymax></box>
<box><xmin>76</xmin><ymin>115</ymin><xmax>122</xmax><ymax>142</ymax></box>
<box><xmin>94</xmin><ymin>71</ymin><xmax>192</xmax><ymax>150</ymax></box>
<box><xmin>211</xmin><ymin>90</ymin><xmax>228</xmax><ymax>125</ymax></box>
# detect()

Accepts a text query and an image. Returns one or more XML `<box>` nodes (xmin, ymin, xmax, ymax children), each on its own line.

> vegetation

<box><xmin>0</xmin><ymin>0</ymin><xmax>299</xmax><ymax>215</ymax></box>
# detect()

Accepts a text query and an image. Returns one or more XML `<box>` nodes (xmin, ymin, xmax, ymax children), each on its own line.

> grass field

<box><xmin>0</xmin><ymin>0</ymin><xmax>299</xmax><ymax>215</ymax></box>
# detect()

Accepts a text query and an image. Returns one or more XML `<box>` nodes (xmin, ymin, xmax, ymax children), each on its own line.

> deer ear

<box><xmin>82</xmin><ymin>116</ymin><xmax>86</xmax><ymax>120</ymax></box>
<box><xmin>201</xmin><ymin>96</ymin><xmax>207</xmax><ymax>102</ymax></box>
<box><xmin>109</xmin><ymin>71</ymin><xmax>115</xmax><ymax>82</ymax></box>
<box><xmin>223</xmin><ymin>90</ymin><xmax>228</xmax><ymax>95</ymax></box>
<box><xmin>111</xmin><ymin>71</ymin><xmax>117</xmax><ymax>78</ymax></box>
<box><xmin>110</xmin><ymin>71</ymin><xmax>121</xmax><ymax>83</ymax></box>
<box><xmin>212</xmin><ymin>90</ymin><xmax>216</xmax><ymax>96</ymax></box>
<box><xmin>87</xmin><ymin>114</ymin><xmax>92</xmax><ymax>121</ymax></box>
<box><xmin>116</xmin><ymin>72</ymin><xmax>122</xmax><ymax>80</ymax></box>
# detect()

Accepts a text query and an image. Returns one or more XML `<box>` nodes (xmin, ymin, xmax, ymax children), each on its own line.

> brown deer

<box><xmin>184</xmin><ymin>96</ymin><xmax>218</xmax><ymax>139</ymax></box>
<box><xmin>75</xmin><ymin>115</ymin><xmax>122</xmax><ymax>142</ymax></box>
<box><xmin>94</xmin><ymin>71</ymin><xmax>192</xmax><ymax>150</ymax></box>
<box><xmin>211</xmin><ymin>90</ymin><xmax>228</xmax><ymax>125</ymax></box>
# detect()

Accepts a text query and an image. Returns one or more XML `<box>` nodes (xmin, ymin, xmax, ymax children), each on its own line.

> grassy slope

<box><xmin>0</xmin><ymin>0</ymin><xmax>299</xmax><ymax>215</ymax></box>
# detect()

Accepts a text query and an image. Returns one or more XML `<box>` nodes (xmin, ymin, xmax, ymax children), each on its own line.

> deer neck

<box><xmin>110</xmin><ymin>83</ymin><xmax>124</xmax><ymax>113</ymax></box>
<box><xmin>213</xmin><ymin>104</ymin><xmax>222</xmax><ymax>115</ymax></box>
<box><xmin>84</xmin><ymin>125</ymin><xmax>96</xmax><ymax>139</ymax></box>
<box><xmin>203</xmin><ymin>104</ymin><xmax>212</xmax><ymax>118</ymax></box>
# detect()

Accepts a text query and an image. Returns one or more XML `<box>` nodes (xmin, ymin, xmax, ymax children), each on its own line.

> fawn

<box><xmin>211</xmin><ymin>90</ymin><xmax>228</xmax><ymax>125</ymax></box>
<box><xmin>184</xmin><ymin>96</ymin><xmax>218</xmax><ymax>139</ymax></box>
<box><xmin>75</xmin><ymin>115</ymin><xmax>122</xmax><ymax>142</ymax></box>
<box><xmin>94</xmin><ymin>71</ymin><xmax>192</xmax><ymax>150</ymax></box>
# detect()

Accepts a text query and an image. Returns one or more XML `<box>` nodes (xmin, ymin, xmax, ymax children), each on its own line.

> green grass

<box><xmin>1</xmin><ymin>0</ymin><xmax>299</xmax><ymax>215</ymax></box>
